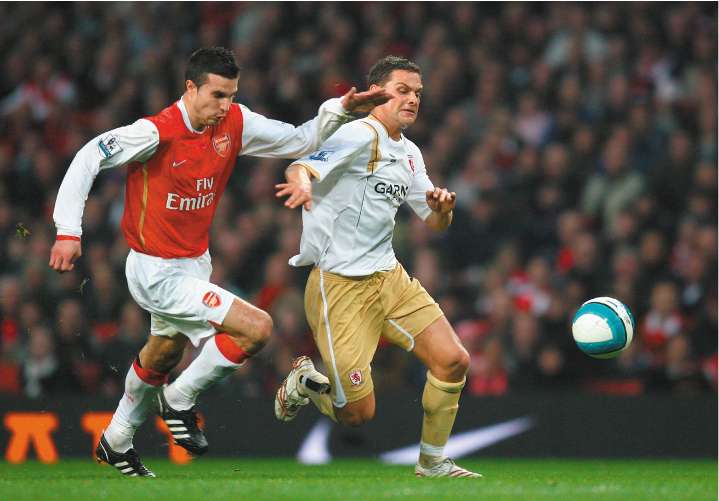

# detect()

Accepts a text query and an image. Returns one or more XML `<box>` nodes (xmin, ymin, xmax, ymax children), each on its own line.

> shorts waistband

<box><xmin>315</xmin><ymin>264</ymin><xmax>399</xmax><ymax>282</ymax></box>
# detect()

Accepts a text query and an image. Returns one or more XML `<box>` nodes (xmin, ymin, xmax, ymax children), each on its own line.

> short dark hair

<box><xmin>367</xmin><ymin>56</ymin><xmax>421</xmax><ymax>87</ymax></box>
<box><xmin>185</xmin><ymin>47</ymin><xmax>240</xmax><ymax>87</ymax></box>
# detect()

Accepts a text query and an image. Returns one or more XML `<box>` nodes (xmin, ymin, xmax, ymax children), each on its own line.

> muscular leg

<box><xmin>334</xmin><ymin>393</ymin><xmax>376</xmax><ymax>427</ymax></box>
<box><xmin>163</xmin><ymin>298</ymin><xmax>273</xmax><ymax>410</ymax></box>
<box><xmin>318</xmin><ymin>316</ymin><xmax>468</xmax><ymax>429</ymax></box>
<box><xmin>139</xmin><ymin>334</ymin><xmax>189</xmax><ymax>372</ymax></box>
<box><xmin>219</xmin><ymin>297</ymin><xmax>273</xmax><ymax>354</ymax></box>
<box><xmin>104</xmin><ymin>334</ymin><xmax>189</xmax><ymax>452</ymax></box>
<box><xmin>412</xmin><ymin>316</ymin><xmax>470</xmax><ymax>468</ymax></box>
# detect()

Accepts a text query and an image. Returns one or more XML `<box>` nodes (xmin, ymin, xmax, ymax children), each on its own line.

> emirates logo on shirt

<box><xmin>213</xmin><ymin>133</ymin><xmax>231</xmax><ymax>158</ymax></box>
<box><xmin>202</xmin><ymin>291</ymin><xmax>222</xmax><ymax>308</ymax></box>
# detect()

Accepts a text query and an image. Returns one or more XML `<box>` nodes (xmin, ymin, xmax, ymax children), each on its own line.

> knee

<box><xmin>253</xmin><ymin>310</ymin><xmax>273</xmax><ymax>347</ymax></box>
<box><xmin>225</xmin><ymin>310</ymin><xmax>273</xmax><ymax>352</ymax></box>
<box><xmin>336</xmin><ymin>406</ymin><xmax>375</xmax><ymax>427</ymax></box>
<box><xmin>335</xmin><ymin>400</ymin><xmax>375</xmax><ymax>427</ymax></box>
<box><xmin>439</xmin><ymin>347</ymin><xmax>471</xmax><ymax>381</ymax></box>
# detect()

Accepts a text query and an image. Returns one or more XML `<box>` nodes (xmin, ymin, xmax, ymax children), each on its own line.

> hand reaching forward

<box><xmin>341</xmin><ymin>87</ymin><xmax>391</xmax><ymax>115</ymax></box>
<box><xmin>426</xmin><ymin>187</ymin><xmax>456</xmax><ymax>213</ymax></box>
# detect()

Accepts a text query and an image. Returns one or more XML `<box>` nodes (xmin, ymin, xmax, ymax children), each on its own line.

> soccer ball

<box><xmin>571</xmin><ymin>297</ymin><xmax>636</xmax><ymax>359</ymax></box>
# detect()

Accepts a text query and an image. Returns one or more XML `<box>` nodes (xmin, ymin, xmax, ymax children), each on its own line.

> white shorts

<box><xmin>125</xmin><ymin>249</ymin><xmax>237</xmax><ymax>346</ymax></box>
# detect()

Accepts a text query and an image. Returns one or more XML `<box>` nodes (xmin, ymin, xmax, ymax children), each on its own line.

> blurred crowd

<box><xmin>0</xmin><ymin>2</ymin><xmax>716</xmax><ymax>401</ymax></box>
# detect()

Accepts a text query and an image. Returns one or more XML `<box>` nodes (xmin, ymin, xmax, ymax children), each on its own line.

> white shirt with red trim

<box><xmin>288</xmin><ymin>117</ymin><xmax>434</xmax><ymax>276</ymax></box>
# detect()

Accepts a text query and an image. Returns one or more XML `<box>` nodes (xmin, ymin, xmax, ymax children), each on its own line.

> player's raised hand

<box><xmin>49</xmin><ymin>239</ymin><xmax>82</xmax><ymax>273</ymax></box>
<box><xmin>275</xmin><ymin>180</ymin><xmax>313</xmax><ymax>210</ymax></box>
<box><xmin>426</xmin><ymin>187</ymin><xmax>456</xmax><ymax>214</ymax></box>
<box><xmin>341</xmin><ymin>86</ymin><xmax>391</xmax><ymax>115</ymax></box>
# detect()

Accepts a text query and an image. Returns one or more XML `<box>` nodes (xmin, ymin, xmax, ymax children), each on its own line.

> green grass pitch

<box><xmin>1</xmin><ymin>458</ymin><xmax>716</xmax><ymax>500</ymax></box>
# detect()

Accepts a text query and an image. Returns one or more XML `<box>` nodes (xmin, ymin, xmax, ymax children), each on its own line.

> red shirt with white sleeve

<box><xmin>53</xmin><ymin>97</ymin><xmax>351</xmax><ymax>258</ymax></box>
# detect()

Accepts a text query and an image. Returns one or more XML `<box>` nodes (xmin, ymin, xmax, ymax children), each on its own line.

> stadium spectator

<box><xmin>0</xmin><ymin>2</ymin><xmax>714</xmax><ymax>402</ymax></box>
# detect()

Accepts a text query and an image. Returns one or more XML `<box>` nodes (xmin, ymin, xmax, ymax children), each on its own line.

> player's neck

<box><xmin>369</xmin><ymin>113</ymin><xmax>401</xmax><ymax>141</ymax></box>
<box><xmin>181</xmin><ymin>94</ymin><xmax>205</xmax><ymax>131</ymax></box>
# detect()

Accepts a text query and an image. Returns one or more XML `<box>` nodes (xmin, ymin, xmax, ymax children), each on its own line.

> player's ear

<box><xmin>369</xmin><ymin>83</ymin><xmax>382</xmax><ymax>92</ymax></box>
<box><xmin>186</xmin><ymin>79</ymin><xmax>198</xmax><ymax>96</ymax></box>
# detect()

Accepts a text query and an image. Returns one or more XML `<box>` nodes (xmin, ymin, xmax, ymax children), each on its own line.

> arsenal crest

<box><xmin>202</xmin><ymin>291</ymin><xmax>222</xmax><ymax>308</ymax></box>
<box><xmin>213</xmin><ymin>133</ymin><xmax>231</xmax><ymax>158</ymax></box>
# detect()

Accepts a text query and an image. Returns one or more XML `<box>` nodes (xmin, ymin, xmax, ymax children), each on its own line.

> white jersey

<box><xmin>53</xmin><ymin>97</ymin><xmax>351</xmax><ymax>238</ymax></box>
<box><xmin>289</xmin><ymin>117</ymin><xmax>434</xmax><ymax>276</ymax></box>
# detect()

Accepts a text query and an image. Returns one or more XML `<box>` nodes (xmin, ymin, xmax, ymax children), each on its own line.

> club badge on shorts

<box><xmin>202</xmin><ymin>291</ymin><xmax>222</xmax><ymax>308</ymax></box>
<box><xmin>349</xmin><ymin>369</ymin><xmax>363</xmax><ymax>386</ymax></box>
<box><xmin>213</xmin><ymin>133</ymin><xmax>231</xmax><ymax>158</ymax></box>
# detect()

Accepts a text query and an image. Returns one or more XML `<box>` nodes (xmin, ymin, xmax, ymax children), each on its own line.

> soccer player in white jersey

<box><xmin>48</xmin><ymin>47</ymin><xmax>388</xmax><ymax>477</ymax></box>
<box><xmin>274</xmin><ymin>56</ymin><xmax>481</xmax><ymax>478</ymax></box>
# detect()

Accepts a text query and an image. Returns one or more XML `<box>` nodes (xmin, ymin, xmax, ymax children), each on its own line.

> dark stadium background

<box><xmin>0</xmin><ymin>2</ymin><xmax>715</xmax><ymax>461</ymax></box>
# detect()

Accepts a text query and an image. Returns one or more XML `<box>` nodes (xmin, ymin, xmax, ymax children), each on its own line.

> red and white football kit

<box><xmin>53</xmin><ymin>97</ymin><xmax>351</xmax><ymax>345</ymax></box>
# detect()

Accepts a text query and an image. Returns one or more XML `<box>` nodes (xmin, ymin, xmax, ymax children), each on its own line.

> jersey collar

<box><xmin>177</xmin><ymin>98</ymin><xmax>207</xmax><ymax>135</ymax></box>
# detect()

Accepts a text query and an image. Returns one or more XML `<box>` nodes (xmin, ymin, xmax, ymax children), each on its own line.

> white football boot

<box><xmin>275</xmin><ymin>356</ymin><xmax>330</xmax><ymax>422</ymax></box>
<box><xmin>414</xmin><ymin>458</ymin><xmax>483</xmax><ymax>478</ymax></box>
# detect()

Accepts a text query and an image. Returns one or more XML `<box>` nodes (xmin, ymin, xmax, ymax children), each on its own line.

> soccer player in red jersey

<box><xmin>48</xmin><ymin>47</ymin><xmax>388</xmax><ymax>477</ymax></box>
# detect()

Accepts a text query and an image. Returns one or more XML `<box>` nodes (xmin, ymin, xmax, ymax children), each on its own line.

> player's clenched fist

<box><xmin>426</xmin><ymin>187</ymin><xmax>456</xmax><ymax>214</ymax></box>
<box><xmin>49</xmin><ymin>239</ymin><xmax>82</xmax><ymax>272</ymax></box>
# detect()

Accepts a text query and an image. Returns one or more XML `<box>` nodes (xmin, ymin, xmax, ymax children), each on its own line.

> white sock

<box><xmin>104</xmin><ymin>361</ymin><xmax>164</xmax><ymax>453</ymax></box>
<box><xmin>163</xmin><ymin>336</ymin><xmax>243</xmax><ymax>411</ymax></box>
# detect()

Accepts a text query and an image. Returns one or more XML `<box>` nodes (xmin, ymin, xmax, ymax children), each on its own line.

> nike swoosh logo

<box><xmin>172</xmin><ymin>160</ymin><xmax>187</xmax><ymax>168</ymax></box>
<box><xmin>380</xmin><ymin>416</ymin><xmax>534</xmax><ymax>464</ymax></box>
<box><xmin>297</xmin><ymin>418</ymin><xmax>333</xmax><ymax>464</ymax></box>
<box><xmin>296</xmin><ymin>415</ymin><xmax>534</xmax><ymax>465</ymax></box>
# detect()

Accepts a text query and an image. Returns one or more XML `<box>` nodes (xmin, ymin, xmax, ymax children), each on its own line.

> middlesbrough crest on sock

<box><xmin>349</xmin><ymin>368</ymin><xmax>363</xmax><ymax>386</ymax></box>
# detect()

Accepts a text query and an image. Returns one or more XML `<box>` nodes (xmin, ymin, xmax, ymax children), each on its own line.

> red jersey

<box><xmin>54</xmin><ymin>96</ymin><xmax>350</xmax><ymax>252</ymax></box>
<box><xmin>121</xmin><ymin>104</ymin><xmax>243</xmax><ymax>258</ymax></box>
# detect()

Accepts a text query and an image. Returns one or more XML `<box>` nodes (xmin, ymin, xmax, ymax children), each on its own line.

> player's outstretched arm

<box><xmin>275</xmin><ymin>164</ymin><xmax>315</xmax><ymax>210</ymax></box>
<box><xmin>240</xmin><ymin>87</ymin><xmax>390</xmax><ymax>160</ymax></box>
<box><xmin>424</xmin><ymin>187</ymin><xmax>456</xmax><ymax>231</ymax></box>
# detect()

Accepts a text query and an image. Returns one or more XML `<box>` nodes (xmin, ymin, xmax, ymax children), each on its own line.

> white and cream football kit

<box><xmin>54</xmin><ymin>97</ymin><xmax>352</xmax><ymax>345</ymax></box>
<box><xmin>289</xmin><ymin>117</ymin><xmax>444</xmax><ymax>406</ymax></box>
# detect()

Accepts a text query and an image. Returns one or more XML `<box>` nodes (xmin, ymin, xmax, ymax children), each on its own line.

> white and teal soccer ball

<box><xmin>571</xmin><ymin>297</ymin><xmax>636</xmax><ymax>359</ymax></box>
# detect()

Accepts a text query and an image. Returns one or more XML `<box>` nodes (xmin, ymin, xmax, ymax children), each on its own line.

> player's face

<box><xmin>373</xmin><ymin>70</ymin><xmax>422</xmax><ymax>130</ymax></box>
<box><xmin>186</xmin><ymin>73</ymin><xmax>238</xmax><ymax>127</ymax></box>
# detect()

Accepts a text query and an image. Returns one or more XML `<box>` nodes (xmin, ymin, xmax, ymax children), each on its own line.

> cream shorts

<box><xmin>305</xmin><ymin>263</ymin><xmax>444</xmax><ymax>407</ymax></box>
